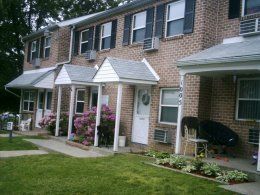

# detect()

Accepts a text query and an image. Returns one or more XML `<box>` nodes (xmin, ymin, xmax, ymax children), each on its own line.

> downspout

<box><xmin>55</xmin><ymin>25</ymin><xmax>75</xmax><ymax>67</ymax></box>
<box><xmin>4</xmin><ymin>86</ymin><xmax>20</xmax><ymax>98</ymax></box>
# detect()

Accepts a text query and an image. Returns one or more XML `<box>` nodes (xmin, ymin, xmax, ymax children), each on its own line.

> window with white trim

<box><xmin>166</xmin><ymin>0</ymin><xmax>186</xmax><ymax>37</ymax></box>
<box><xmin>75</xmin><ymin>89</ymin><xmax>85</xmax><ymax>114</ymax></box>
<box><xmin>23</xmin><ymin>91</ymin><xmax>35</xmax><ymax>112</ymax></box>
<box><xmin>31</xmin><ymin>41</ymin><xmax>37</xmax><ymax>61</ymax></box>
<box><xmin>80</xmin><ymin>29</ymin><xmax>89</xmax><ymax>54</ymax></box>
<box><xmin>100</xmin><ymin>22</ymin><xmax>112</xmax><ymax>50</ymax></box>
<box><xmin>46</xmin><ymin>91</ymin><xmax>52</xmax><ymax>110</ymax></box>
<box><xmin>243</xmin><ymin>0</ymin><xmax>260</xmax><ymax>16</ymax></box>
<box><xmin>90</xmin><ymin>87</ymin><xmax>98</xmax><ymax>108</ymax></box>
<box><xmin>236</xmin><ymin>78</ymin><xmax>260</xmax><ymax>121</ymax></box>
<box><xmin>44</xmin><ymin>37</ymin><xmax>51</xmax><ymax>58</ymax></box>
<box><xmin>132</xmin><ymin>11</ymin><xmax>146</xmax><ymax>43</ymax></box>
<box><xmin>159</xmin><ymin>89</ymin><xmax>179</xmax><ymax>124</ymax></box>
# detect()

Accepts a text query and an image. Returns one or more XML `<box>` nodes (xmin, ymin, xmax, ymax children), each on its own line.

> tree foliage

<box><xmin>0</xmin><ymin>0</ymin><xmax>124</xmax><ymax>112</ymax></box>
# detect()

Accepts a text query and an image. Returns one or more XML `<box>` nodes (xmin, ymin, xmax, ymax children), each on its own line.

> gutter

<box><xmin>74</xmin><ymin>0</ymin><xmax>157</xmax><ymax>27</ymax></box>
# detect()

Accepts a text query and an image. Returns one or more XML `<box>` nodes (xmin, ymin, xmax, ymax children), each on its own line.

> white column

<box><xmin>113</xmin><ymin>83</ymin><xmax>123</xmax><ymax>152</ymax></box>
<box><xmin>94</xmin><ymin>83</ymin><xmax>102</xmax><ymax>147</ymax></box>
<box><xmin>68</xmin><ymin>85</ymin><xmax>76</xmax><ymax>140</ymax></box>
<box><xmin>175</xmin><ymin>73</ymin><xmax>186</xmax><ymax>154</ymax></box>
<box><xmin>256</xmin><ymin>73</ymin><xmax>260</xmax><ymax>171</ymax></box>
<box><xmin>55</xmin><ymin>86</ymin><xmax>62</xmax><ymax>137</ymax></box>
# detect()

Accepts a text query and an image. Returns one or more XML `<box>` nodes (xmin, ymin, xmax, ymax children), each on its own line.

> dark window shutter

<box><xmin>183</xmin><ymin>0</ymin><xmax>196</xmax><ymax>34</ymax></box>
<box><xmin>88</xmin><ymin>27</ymin><xmax>94</xmax><ymax>50</ymax></box>
<box><xmin>40</xmin><ymin>37</ymin><xmax>45</xmax><ymax>58</ymax></box>
<box><xmin>36</xmin><ymin>39</ymin><xmax>40</xmax><ymax>58</ymax></box>
<box><xmin>122</xmin><ymin>14</ymin><xmax>132</xmax><ymax>46</ymax></box>
<box><xmin>145</xmin><ymin>7</ymin><xmax>155</xmax><ymax>39</ymax></box>
<box><xmin>229</xmin><ymin>0</ymin><xmax>241</xmax><ymax>19</ymax></box>
<box><xmin>27</xmin><ymin>42</ymin><xmax>32</xmax><ymax>62</ymax></box>
<box><xmin>155</xmin><ymin>4</ymin><xmax>165</xmax><ymax>38</ymax></box>
<box><xmin>94</xmin><ymin>25</ymin><xmax>101</xmax><ymax>51</ymax></box>
<box><xmin>111</xmin><ymin>19</ymin><xmax>117</xmax><ymax>49</ymax></box>
<box><xmin>73</xmin><ymin>31</ymin><xmax>80</xmax><ymax>56</ymax></box>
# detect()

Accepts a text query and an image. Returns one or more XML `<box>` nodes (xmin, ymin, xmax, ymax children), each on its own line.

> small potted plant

<box><xmin>119</xmin><ymin>123</ymin><xmax>126</xmax><ymax>147</ymax></box>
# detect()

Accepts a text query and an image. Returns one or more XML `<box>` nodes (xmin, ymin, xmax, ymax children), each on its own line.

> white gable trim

<box><xmin>142</xmin><ymin>58</ymin><xmax>160</xmax><ymax>81</ymax></box>
<box><xmin>55</xmin><ymin>66</ymin><xmax>72</xmax><ymax>85</ymax></box>
<box><xmin>93</xmin><ymin>58</ymin><xmax>120</xmax><ymax>83</ymax></box>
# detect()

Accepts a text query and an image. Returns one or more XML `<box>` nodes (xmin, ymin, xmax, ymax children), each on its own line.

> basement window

<box><xmin>236</xmin><ymin>78</ymin><xmax>260</xmax><ymax>121</ymax></box>
<box><xmin>243</xmin><ymin>0</ymin><xmax>260</xmax><ymax>16</ymax></box>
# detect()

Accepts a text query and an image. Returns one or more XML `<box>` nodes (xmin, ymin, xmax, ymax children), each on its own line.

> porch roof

<box><xmin>93</xmin><ymin>57</ymin><xmax>160</xmax><ymax>85</ymax></box>
<box><xmin>5</xmin><ymin>67</ymin><xmax>55</xmax><ymax>89</ymax></box>
<box><xmin>55</xmin><ymin>64</ymin><xmax>98</xmax><ymax>86</ymax></box>
<box><xmin>177</xmin><ymin>38</ymin><xmax>260</xmax><ymax>74</ymax></box>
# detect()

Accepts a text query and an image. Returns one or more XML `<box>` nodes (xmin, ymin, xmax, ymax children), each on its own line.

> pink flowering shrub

<box><xmin>39</xmin><ymin>113</ymin><xmax>56</xmax><ymax>135</ymax></box>
<box><xmin>73</xmin><ymin>105</ymin><xmax>116</xmax><ymax>146</ymax></box>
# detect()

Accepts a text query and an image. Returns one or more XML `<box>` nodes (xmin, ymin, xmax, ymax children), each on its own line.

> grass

<box><xmin>0</xmin><ymin>154</ymin><xmax>234</xmax><ymax>194</ymax></box>
<box><xmin>0</xmin><ymin>130</ymin><xmax>9</xmax><ymax>134</ymax></box>
<box><xmin>0</xmin><ymin>137</ymin><xmax>39</xmax><ymax>151</ymax></box>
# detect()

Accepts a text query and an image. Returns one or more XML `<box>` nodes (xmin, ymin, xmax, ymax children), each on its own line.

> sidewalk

<box><xmin>220</xmin><ymin>182</ymin><xmax>260</xmax><ymax>195</ymax></box>
<box><xmin>0</xmin><ymin>150</ymin><xmax>48</xmax><ymax>158</ymax></box>
<box><xmin>25</xmin><ymin>139</ymin><xmax>105</xmax><ymax>158</ymax></box>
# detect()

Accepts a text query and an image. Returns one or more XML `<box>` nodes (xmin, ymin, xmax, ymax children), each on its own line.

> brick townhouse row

<box><xmin>5</xmin><ymin>0</ymin><xmax>260</xmax><ymax>169</ymax></box>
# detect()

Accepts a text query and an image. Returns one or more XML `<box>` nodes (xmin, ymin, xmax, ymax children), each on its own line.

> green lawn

<box><xmin>0</xmin><ymin>137</ymin><xmax>39</xmax><ymax>151</ymax></box>
<box><xmin>0</xmin><ymin>154</ymin><xmax>234</xmax><ymax>194</ymax></box>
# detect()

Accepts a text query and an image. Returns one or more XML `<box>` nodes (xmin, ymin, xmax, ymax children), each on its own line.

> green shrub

<box><xmin>182</xmin><ymin>165</ymin><xmax>197</xmax><ymax>173</ymax></box>
<box><xmin>191</xmin><ymin>157</ymin><xmax>204</xmax><ymax>170</ymax></box>
<box><xmin>216</xmin><ymin>170</ymin><xmax>248</xmax><ymax>183</ymax></box>
<box><xmin>201</xmin><ymin>163</ymin><xmax>221</xmax><ymax>176</ymax></box>
<box><xmin>145</xmin><ymin>150</ymin><xmax>170</xmax><ymax>159</ymax></box>
<box><xmin>169</xmin><ymin>155</ymin><xmax>188</xmax><ymax>169</ymax></box>
<box><xmin>155</xmin><ymin>158</ymin><xmax>170</xmax><ymax>165</ymax></box>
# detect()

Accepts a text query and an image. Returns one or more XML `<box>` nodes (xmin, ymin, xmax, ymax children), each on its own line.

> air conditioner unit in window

<box><xmin>85</xmin><ymin>50</ymin><xmax>96</xmax><ymax>61</ymax></box>
<box><xmin>154</xmin><ymin>129</ymin><xmax>172</xmax><ymax>144</ymax></box>
<box><xmin>32</xmin><ymin>58</ymin><xmax>41</xmax><ymax>68</ymax></box>
<box><xmin>143</xmin><ymin>37</ymin><xmax>160</xmax><ymax>52</ymax></box>
<box><xmin>248</xmin><ymin>128</ymin><xmax>259</xmax><ymax>145</ymax></box>
<box><xmin>240</xmin><ymin>18</ymin><xmax>260</xmax><ymax>36</ymax></box>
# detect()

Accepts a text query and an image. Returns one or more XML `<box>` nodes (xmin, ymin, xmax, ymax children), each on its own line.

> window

<box><xmin>100</xmin><ymin>22</ymin><xmax>112</xmax><ymax>50</ymax></box>
<box><xmin>75</xmin><ymin>89</ymin><xmax>85</xmax><ymax>114</ymax></box>
<box><xmin>31</xmin><ymin>41</ymin><xmax>37</xmax><ymax>61</ymax></box>
<box><xmin>243</xmin><ymin>0</ymin><xmax>260</xmax><ymax>16</ymax></box>
<box><xmin>80</xmin><ymin>30</ymin><xmax>89</xmax><ymax>54</ymax></box>
<box><xmin>236</xmin><ymin>78</ymin><xmax>260</xmax><ymax>121</ymax></box>
<box><xmin>90</xmin><ymin>88</ymin><xmax>98</xmax><ymax>108</ymax></box>
<box><xmin>132</xmin><ymin>11</ymin><xmax>146</xmax><ymax>43</ymax></box>
<box><xmin>44</xmin><ymin>37</ymin><xmax>51</xmax><ymax>58</ymax></box>
<box><xmin>23</xmin><ymin>91</ymin><xmax>35</xmax><ymax>112</ymax></box>
<box><xmin>166</xmin><ymin>0</ymin><xmax>186</xmax><ymax>37</ymax></box>
<box><xmin>159</xmin><ymin>89</ymin><xmax>179</xmax><ymax>124</ymax></box>
<box><xmin>46</xmin><ymin>91</ymin><xmax>52</xmax><ymax>110</ymax></box>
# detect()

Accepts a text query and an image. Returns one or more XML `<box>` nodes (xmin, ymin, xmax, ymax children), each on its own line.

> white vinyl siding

<box><xmin>100</xmin><ymin>22</ymin><xmax>112</xmax><ymax>50</ymax></box>
<box><xmin>75</xmin><ymin>89</ymin><xmax>85</xmax><ymax>114</ymax></box>
<box><xmin>23</xmin><ymin>90</ymin><xmax>35</xmax><ymax>112</ymax></box>
<box><xmin>55</xmin><ymin>67</ymin><xmax>72</xmax><ymax>85</ymax></box>
<box><xmin>236</xmin><ymin>78</ymin><xmax>260</xmax><ymax>121</ymax></box>
<box><xmin>44</xmin><ymin>37</ymin><xmax>51</xmax><ymax>58</ymax></box>
<box><xmin>80</xmin><ymin>29</ymin><xmax>89</xmax><ymax>54</ymax></box>
<box><xmin>159</xmin><ymin>88</ymin><xmax>179</xmax><ymax>124</ymax></box>
<box><xmin>93</xmin><ymin>59</ymin><xmax>119</xmax><ymax>82</ymax></box>
<box><xmin>166</xmin><ymin>0</ymin><xmax>185</xmax><ymax>37</ymax></box>
<box><xmin>132</xmin><ymin>11</ymin><xmax>146</xmax><ymax>43</ymax></box>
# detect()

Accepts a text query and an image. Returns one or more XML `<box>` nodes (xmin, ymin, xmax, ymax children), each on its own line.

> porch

<box><xmin>176</xmin><ymin>36</ymin><xmax>260</xmax><ymax>172</ymax></box>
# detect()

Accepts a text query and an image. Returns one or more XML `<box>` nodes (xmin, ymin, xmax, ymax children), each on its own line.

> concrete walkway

<box><xmin>0</xmin><ymin>150</ymin><xmax>48</xmax><ymax>158</ymax></box>
<box><xmin>25</xmin><ymin>139</ymin><xmax>105</xmax><ymax>158</ymax></box>
<box><xmin>220</xmin><ymin>182</ymin><xmax>260</xmax><ymax>195</ymax></box>
<box><xmin>0</xmin><ymin>133</ymin><xmax>20</xmax><ymax>137</ymax></box>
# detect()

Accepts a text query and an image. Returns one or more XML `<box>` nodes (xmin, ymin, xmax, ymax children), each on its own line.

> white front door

<box><xmin>44</xmin><ymin>90</ymin><xmax>52</xmax><ymax>116</ymax></box>
<box><xmin>35</xmin><ymin>90</ymin><xmax>44</xmax><ymax>128</ymax></box>
<box><xmin>132</xmin><ymin>87</ymin><xmax>151</xmax><ymax>145</ymax></box>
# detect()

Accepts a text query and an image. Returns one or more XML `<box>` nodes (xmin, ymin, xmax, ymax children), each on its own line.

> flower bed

<box><xmin>71</xmin><ymin>105</ymin><xmax>115</xmax><ymax>146</ymax></box>
<box><xmin>146</xmin><ymin>150</ymin><xmax>250</xmax><ymax>185</ymax></box>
